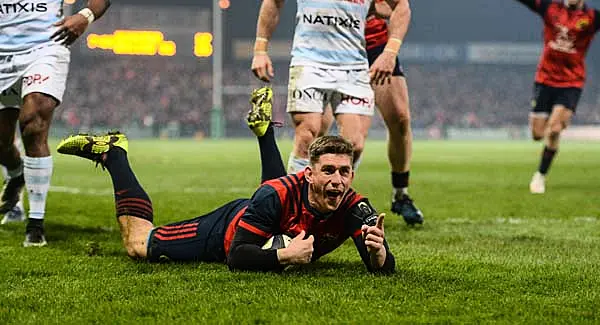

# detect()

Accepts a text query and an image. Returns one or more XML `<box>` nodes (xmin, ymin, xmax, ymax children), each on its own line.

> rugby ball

<box><xmin>262</xmin><ymin>234</ymin><xmax>292</xmax><ymax>250</ymax></box>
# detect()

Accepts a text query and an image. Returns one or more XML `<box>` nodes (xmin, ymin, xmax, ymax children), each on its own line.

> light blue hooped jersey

<box><xmin>0</xmin><ymin>0</ymin><xmax>64</xmax><ymax>53</ymax></box>
<box><xmin>291</xmin><ymin>0</ymin><xmax>372</xmax><ymax>69</ymax></box>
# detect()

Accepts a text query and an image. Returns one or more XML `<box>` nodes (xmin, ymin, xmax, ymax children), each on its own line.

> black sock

<box><xmin>258</xmin><ymin>125</ymin><xmax>286</xmax><ymax>182</ymax></box>
<box><xmin>104</xmin><ymin>148</ymin><xmax>153</xmax><ymax>222</ymax></box>
<box><xmin>538</xmin><ymin>146</ymin><xmax>557</xmax><ymax>175</ymax></box>
<box><xmin>26</xmin><ymin>218</ymin><xmax>44</xmax><ymax>231</ymax></box>
<box><xmin>392</xmin><ymin>171</ymin><xmax>410</xmax><ymax>189</ymax></box>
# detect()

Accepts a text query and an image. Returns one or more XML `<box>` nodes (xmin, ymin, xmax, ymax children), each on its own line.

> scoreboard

<box><xmin>78</xmin><ymin>4</ymin><xmax>213</xmax><ymax>58</ymax></box>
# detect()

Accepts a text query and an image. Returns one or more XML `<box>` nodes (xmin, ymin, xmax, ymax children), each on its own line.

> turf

<box><xmin>1</xmin><ymin>139</ymin><xmax>599</xmax><ymax>324</ymax></box>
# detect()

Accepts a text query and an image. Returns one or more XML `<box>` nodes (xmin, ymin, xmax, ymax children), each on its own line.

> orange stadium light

<box><xmin>219</xmin><ymin>0</ymin><xmax>230</xmax><ymax>9</ymax></box>
<box><xmin>158</xmin><ymin>41</ymin><xmax>177</xmax><ymax>57</ymax></box>
<box><xmin>194</xmin><ymin>32</ymin><xmax>214</xmax><ymax>57</ymax></box>
<box><xmin>86</xmin><ymin>30</ymin><xmax>177</xmax><ymax>56</ymax></box>
<box><xmin>64</xmin><ymin>0</ymin><xmax>76</xmax><ymax>4</ymax></box>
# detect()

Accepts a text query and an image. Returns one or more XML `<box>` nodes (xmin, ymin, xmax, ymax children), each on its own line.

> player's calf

<box><xmin>19</xmin><ymin>93</ymin><xmax>57</xmax><ymax>156</ymax></box>
<box><xmin>289</xmin><ymin>113</ymin><xmax>322</xmax><ymax>172</ymax></box>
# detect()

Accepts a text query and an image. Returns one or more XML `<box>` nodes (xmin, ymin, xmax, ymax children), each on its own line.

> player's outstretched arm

<box><xmin>348</xmin><ymin>200</ymin><xmax>395</xmax><ymax>273</ymax></box>
<box><xmin>594</xmin><ymin>10</ymin><xmax>600</xmax><ymax>33</ymax></box>
<box><xmin>251</xmin><ymin>0</ymin><xmax>285</xmax><ymax>82</ymax></box>
<box><xmin>369</xmin><ymin>0</ymin><xmax>411</xmax><ymax>85</ymax></box>
<box><xmin>51</xmin><ymin>0</ymin><xmax>111</xmax><ymax>45</ymax></box>
<box><xmin>513</xmin><ymin>0</ymin><xmax>551</xmax><ymax>16</ymax></box>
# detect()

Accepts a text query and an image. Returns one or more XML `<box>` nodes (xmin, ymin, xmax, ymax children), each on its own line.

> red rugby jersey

<box><xmin>520</xmin><ymin>0</ymin><xmax>600</xmax><ymax>88</ymax></box>
<box><xmin>365</xmin><ymin>16</ymin><xmax>389</xmax><ymax>50</ymax></box>
<box><xmin>224</xmin><ymin>171</ymin><xmax>365</xmax><ymax>260</ymax></box>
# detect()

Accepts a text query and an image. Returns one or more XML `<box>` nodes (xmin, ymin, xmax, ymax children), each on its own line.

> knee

<box><xmin>124</xmin><ymin>240</ymin><xmax>147</xmax><ymax>260</ymax></box>
<box><xmin>294</xmin><ymin>124</ymin><xmax>320</xmax><ymax>155</ymax></box>
<box><xmin>346</xmin><ymin>134</ymin><xmax>366</xmax><ymax>156</ymax></box>
<box><xmin>382</xmin><ymin>106</ymin><xmax>411</xmax><ymax>136</ymax></box>
<box><xmin>546</xmin><ymin>122</ymin><xmax>564</xmax><ymax>140</ymax></box>
<box><xmin>531</xmin><ymin>131</ymin><xmax>544</xmax><ymax>141</ymax></box>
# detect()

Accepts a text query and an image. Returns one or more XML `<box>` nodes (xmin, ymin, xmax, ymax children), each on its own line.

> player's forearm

<box><xmin>353</xmin><ymin>236</ymin><xmax>395</xmax><ymax>274</ymax></box>
<box><xmin>373</xmin><ymin>242</ymin><xmax>395</xmax><ymax>274</ymax></box>
<box><xmin>86</xmin><ymin>0</ymin><xmax>111</xmax><ymax>20</ymax></box>
<box><xmin>385</xmin><ymin>0</ymin><xmax>411</xmax><ymax>55</ymax></box>
<box><xmin>254</xmin><ymin>0</ymin><xmax>285</xmax><ymax>53</ymax></box>
<box><xmin>514</xmin><ymin>0</ymin><xmax>537</xmax><ymax>11</ymax></box>
<box><xmin>227</xmin><ymin>243</ymin><xmax>282</xmax><ymax>272</ymax></box>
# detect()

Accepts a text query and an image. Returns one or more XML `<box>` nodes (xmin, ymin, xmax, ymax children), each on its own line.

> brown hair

<box><xmin>308</xmin><ymin>135</ymin><xmax>354</xmax><ymax>165</ymax></box>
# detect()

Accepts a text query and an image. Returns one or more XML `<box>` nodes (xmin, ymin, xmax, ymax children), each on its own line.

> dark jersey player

<box><xmin>56</xmin><ymin>87</ymin><xmax>395</xmax><ymax>273</ymax></box>
<box><xmin>365</xmin><ymin>0</ymin><xmax>424</xmax><ymax>225</ymax></box>
<box><xmin>515</xmin><ymin>0</ymin><xmax>600</xmax><ymax>194</ymax></box>
<box><xmin>321</xmin><ymin>0</ymin><xmax>423</xmax><ymax>226</ymax></box>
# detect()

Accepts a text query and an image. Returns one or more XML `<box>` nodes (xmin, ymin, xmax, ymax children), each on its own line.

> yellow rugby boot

<box><xmin>57</xmin><ymin>131</ymin><xmax>128</xmax><ymax>164</ymax></box>
<box><xmin>247</xmin><ymin>86</ymin><xmax>274</xmax><ymax>137</ymax></box>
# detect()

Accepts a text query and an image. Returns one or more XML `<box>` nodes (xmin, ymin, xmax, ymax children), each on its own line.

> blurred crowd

<box><xmin>58</xmin><ymin>57</ymin><xmax>600</xmax><ymax>136</ymax></box>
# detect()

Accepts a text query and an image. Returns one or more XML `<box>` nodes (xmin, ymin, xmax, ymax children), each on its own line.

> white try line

<box><xmin>49</xmin><ymin>186</ymin><xmax>254</xmax><ymax>196</ymax></box>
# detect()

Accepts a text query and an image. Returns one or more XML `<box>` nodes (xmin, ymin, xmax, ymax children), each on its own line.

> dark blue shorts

<box><xmin>146</xmin><ymin>199</ymin><xmax>249</xmax><ymax>263</ymax></box>
<box><xmin>531</xmin><ymin>82</ymin><xmax>582</xmax><ymax>116</ymax></box>
<box><xmin>367</xmin><ymin>44</ymin><xmax>404</xmax><ymax>77</ymax></box>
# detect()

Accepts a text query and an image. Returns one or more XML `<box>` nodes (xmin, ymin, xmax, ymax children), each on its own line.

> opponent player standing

<box><xmin>0</xmin><ymin>0</ymin><xmax>111</xmax><ymax>246</ymax></box>
<box><xmin>56</xmin><ymin>88</ymin><xmax>394</xmax><ymax>273</ymax></box>
<box><xmin>364</xmin><ymin>0</ymin><xmax>423</xmax><ymax>224</ymax></box>
<box><xmin>251</xmin><ymin>0</ymin><xmax>411</xmax><ymax>175</ymax></box>
<box><xmin>513</xmin><ymin>0</ymin><xmax>600</xmax><ymax>193</ymax></box>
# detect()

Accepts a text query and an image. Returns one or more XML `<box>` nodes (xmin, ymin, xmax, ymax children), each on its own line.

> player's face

<box><xmin>305</xmin><ymin>153</ymin><xmax>355</xmax><ymax>213</ymax></box>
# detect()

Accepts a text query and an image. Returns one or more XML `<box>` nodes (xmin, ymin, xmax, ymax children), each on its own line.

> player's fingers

<box><xmin>53</xmin><ymin>31</ymin><xmax>68</xmax><ymax>43</ymax></box>
<box><xmin>365</xmin><ymin>233</ymin><xmax>384</xmax><ymax>244</ymax></box>
<box><xmin>376</xmin><ymin>213</ymin><xmax>385</xmax><ymax>230</ymax></box>
<box><xmin>50</xmin><ymin>27</ymin><xmax>66</xmax><ymax>40</ymax></box>
<box><xmin>53</xmin><ymin>18</ymin><xmax>66</xmax><ymax>27</ymax></box>
<box><xmin>257</xmin><ymin>66</ymin><xmax>270</xmax><ymax>83</ymax></box>
<box><xmin>364</xmin><ymin>240</ymin><xmax>383</xmax><ymax>250</ymax></box>
<box><xmin>295</xmin><ymin>230</ymin><xmax>306</xmax><ymax>240</ymax></box>
<box><xmin>367</xmin><ymin>226</ymin><xmax>384</xmax><ymax>237</ymax></box>
<box><xmin>267</xmin><ymin>62</ymin><xmax>275</xmax><ymax>78</ymax></box>
<box><xmin>306</xmin><ymin>235</ymin><xmax>314</xmax><ymax>244</ymax></box>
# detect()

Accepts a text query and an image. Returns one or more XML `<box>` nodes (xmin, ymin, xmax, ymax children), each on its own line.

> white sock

<box><xmin>24</xmin><ymin>156</ymin><xmax>53</xmax><ymax>220</ymax></box>
<box><xmin>287</xmin><ymin>155</ymin><xmax>309</xmax><ymax>174</ymax></box>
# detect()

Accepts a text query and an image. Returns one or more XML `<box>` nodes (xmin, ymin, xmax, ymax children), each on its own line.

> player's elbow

<box><xmin>226</xmin><ymin>245</ymin><xmax>251</xmax><ymax>271</ymax></box>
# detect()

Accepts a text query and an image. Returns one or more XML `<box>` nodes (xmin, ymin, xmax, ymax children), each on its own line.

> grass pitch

<box><xmin>1</xmin><ymin>139</ymin><xmax>599</xmax><ymax>324</ymax></box>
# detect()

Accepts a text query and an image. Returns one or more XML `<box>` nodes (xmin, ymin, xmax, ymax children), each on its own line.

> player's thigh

<box><xmin>548</xmin><ymin>87</ymin><xmax>580</xmax><ymax>131</ymax></box>
<box><xmin>373</xmin><ymin>75</ymin><xmax>410</xmax><ymax>124</ymax></box>
<box><xmin>146</xmin><ymin>200</ymin><xmax>247</xmax><ymax>263</ymax></box>
<box><xmin>287</xmin><ymin>65</ymin><xmax>332</xmax><ymax>115</ymax></box>
<box><xmin>530</xmin><ymin>83</ymin><xmax>553</xmax><ymax>122</ymax></box>
<box><xmin>19</xmin><ymin>45</ymin><xmax>69</xmax><ymax>122</ymax></box>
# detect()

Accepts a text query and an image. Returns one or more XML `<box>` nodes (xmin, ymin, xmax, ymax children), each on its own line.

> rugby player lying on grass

<box><xmin>56</xmin><ymin>87</ymin><xmax>394</xmax><ymax>273</ymax></box>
